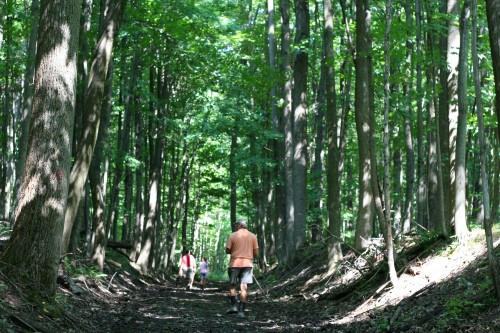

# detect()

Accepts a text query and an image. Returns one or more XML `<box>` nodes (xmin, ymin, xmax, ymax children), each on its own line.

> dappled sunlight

<box><xmin>334</xmin><ymin>228</ymin><xmax>500</xmax><ymax>326</ymax></box>
<box><xmin>144</xmin><ymin>313</ymin><xmax>181</xmax><ymax>319</ymax></box>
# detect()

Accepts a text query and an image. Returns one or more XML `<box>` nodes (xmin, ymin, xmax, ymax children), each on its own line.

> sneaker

<box><xmin>238</xmin><ymin>311</ymin><xmax>245</xmax><ymax>318</ymax></box>
<box><xmin>227</xmin><ymin>304</ymin><xmax>238</xmax><ymax>314</ymax></box>
<box><xmin>186</xmin><ymin>285</ymin><xmax>191</xmax><ymax>290</ymax></box>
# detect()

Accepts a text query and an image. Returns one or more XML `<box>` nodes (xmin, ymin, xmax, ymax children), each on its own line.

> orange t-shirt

<box><xmin>226</xmin><ymin>229</ymin><xmax>258</xmax><ymax>268</ymax></box>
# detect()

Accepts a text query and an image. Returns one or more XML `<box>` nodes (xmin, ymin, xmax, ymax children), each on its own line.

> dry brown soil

<box><xmin>1</xmin><ymin>230</ymin><xmax>500</xmax><ymax>332</ymax></box>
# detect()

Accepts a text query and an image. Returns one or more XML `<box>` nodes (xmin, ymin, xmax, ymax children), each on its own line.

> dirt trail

<box><xmin>6</xmin><ymin>232</ymin><xmax>498</xmax><ymax>333</ymax></box>
<box><xmin>84</xmin><ymin>238</ymin><xmax>500</xmax><ymax>333</ymax></box>
<box><xmin>92</xmin><ymin>280</ymin><xmax>309</xmax><ymax>333</ymax></box>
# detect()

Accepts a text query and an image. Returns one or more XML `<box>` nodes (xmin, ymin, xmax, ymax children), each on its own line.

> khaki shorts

<box><xmin>182</xmin><ymin>267</ymin><xmax>195</xmax><ymax>279</ymax></box>
<box><xmin>228</xmin><ymin>267</ymin><xmax>253</xmax><ymax>285</ymax></box>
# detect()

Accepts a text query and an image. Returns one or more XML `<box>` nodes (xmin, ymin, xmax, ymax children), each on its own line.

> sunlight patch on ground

<box><xmin>252</xmin><ymin>318</ymin><xmax>286</xmax><ymax>331</ymax></box>
<box><xmin>334</xmin><ymin>228</ymin><xmax>499</xmax><ymax>326</ymax></box>
<box><xmin>143</xmin><ymin>312</ymin><xmax>181</xmax><ymax>319</ymax></box>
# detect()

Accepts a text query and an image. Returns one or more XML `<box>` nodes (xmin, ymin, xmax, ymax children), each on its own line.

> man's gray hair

<box><xmin>235</xmin><ymin>220</ymin><xmax>248</xmax><ymax>228</ymax></box>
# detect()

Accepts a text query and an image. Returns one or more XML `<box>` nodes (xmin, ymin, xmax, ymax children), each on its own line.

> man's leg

<box><xmin>228</xmin><ymin>283</ymin><xmax>238</xmax><ymax>313</ymax></box>
<box><xmin>237</xmin><ymin>268</ymin><xmax>253</xmax><ymax>317</ymax></box>
<box><xmin>189</xmin><ymin>272</ymin><xmax>194</xmax><ymax>287</ymax></box>
<box><xmin>238</xmin><ymin>283</ymin><xmax>248</xmax><ymax>316</ymax></box>
<box><xmin>227</xmin><ymin>268</ymin><xmax>240</xmax><ymax>313</ymax></box>
<box><xmin>239</xmin><ymin>283</ymin><xmax>248</xmax><ymax>303</ymax></box>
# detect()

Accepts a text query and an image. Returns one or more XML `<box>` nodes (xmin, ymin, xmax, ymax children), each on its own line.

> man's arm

<box><xmin>225</xmin><ymin>237</ymin><xmax>232</xmax><ymax>254</ymax></box>
<box><xmin>253</xmin><ymin>235</ymin><xmax>259</xmax><ymax>257</ymax></box>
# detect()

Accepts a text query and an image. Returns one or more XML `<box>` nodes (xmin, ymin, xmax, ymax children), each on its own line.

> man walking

<box><xmin>225</xmin><ymin>220</ymin><xmax>259</xmax><ymax>318</ymax></box>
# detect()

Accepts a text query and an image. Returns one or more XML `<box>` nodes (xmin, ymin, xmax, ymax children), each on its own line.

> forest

<box><xmin>0</xmin><ymin>0</ymin><xmax>499</xmax><ymax>332</ymax></box>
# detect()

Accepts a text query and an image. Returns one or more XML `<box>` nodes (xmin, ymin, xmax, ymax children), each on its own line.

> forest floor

<box><xmin>1</xmin><ymin>228</ymin><xmax>500</xmax><ymax>333</ymax></box>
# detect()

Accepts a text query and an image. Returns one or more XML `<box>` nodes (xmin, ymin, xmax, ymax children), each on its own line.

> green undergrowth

<box><xmin>62</xmin><ymin>257</ymin><xmax>107</xmax><ymax>281</ymax></box>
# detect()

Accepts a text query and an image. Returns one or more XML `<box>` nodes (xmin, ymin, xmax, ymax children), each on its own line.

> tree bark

<box><xmin>475</xmin><ymin>0</ymin><xmax>500</xmax><ymax>300</ymax></box>
<box><xmin>13</xmin><ymin>0</ymin><xmax>39</xmax><ymax>223</ymax></box>
<box><xmin>121</xmin><ymin>53</ymin><xmax>139</xmax><ymax>242</ymax></box>
<box><xmin>486</xmin><ymin>0</ymin><xmax>500</xmax><ymax>231</ymax></box>
<box><xmin>354</xmin><ymin>0</ymin><xmax>374</xmax><ymax>251</ymax></box>
<box><xmin>416</xmin><ymin>0</ymin><xmax>426</xmax><ymax>230</ymax></box>
<box><xmin>292</xmin><ymin>0</ymin><xmax>309</xmax><ymax>252</ymax></box>
<box><xmin>454</xmin><ymin>0</ymin><xmax>470</xmax><ymax>244</ymax></box>
<box><xmin>0</xmin><ymin>0</ymin><xmax>81</xmax><ymax>297</ymax></box>
<box><xmin>62</xmin><ymin>0</ymin><xmax>126</xmax><ymax>254</ymax></box>
<box><xmin>280</xmin><ymin>0</ymin><xmax>294</xmax><ymax>265</ymax></box>
<box><xmin>311</xmin><ymin>48</ymin><xmax>325</xmax><ymax>245</ymax></box>
<box><xmin>130</xmin><ymin>75</ymin><xmax>144</xmax><ymax>261</ymax></box>
<box><xmin>383</xmin><ymin>0</ymin><xmax>398</xmax><ymax>287</ymax></box>
<box><xmin>73</xmin><ymin>0</ymin><xmax>93</xmax><ymax>157</ymax></box>
<box><xmin>1</xmin><ymin>8</ymin><xmax>14</xmax><ymax>223</ymax></box>
<box><xmin>400</xmin><ymin>0</ymin><xmax>414</xmax><ymax>235</ymax></box>
<box><xmin>426</xmin><ymin>6</ymin><xmax>448</xmax><ymax>237</ymax></box>
<box><xmin>230</xmin><ymin>132</ymin><xmax>237</xmax><ymax>228</ymax></box>
<box><xmin>325</xmin><ymin>0</ymin><xmax>342</xmax><ymax>266</ymax></box>
<box><xmin>136</xmin><ymin>66</ymin><xmax>166</xmax><ymax>274</ymax></box>
<box><xmin>89</xmin><ymin>60</ymin><xmax>114</xmax><ymax>271</ymax></box>
<box><xmin>267</xmin><ymin>0</ymin><xmax>280</xmax><ymax>262</ymax></box>
<box><xmin>439</xmin><ymin>0</ymin><xmax>461</xmax><ymax>231</ymax></box>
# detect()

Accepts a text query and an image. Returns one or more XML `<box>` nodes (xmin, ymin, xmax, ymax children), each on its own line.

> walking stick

<box><xmin>252</xmin><ymin>273</ymin><xmax>270</xmax><ymax>302</ymax></box>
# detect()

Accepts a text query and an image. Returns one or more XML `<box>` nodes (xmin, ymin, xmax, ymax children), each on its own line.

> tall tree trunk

<box><xmin>401</xmin><ymin>0</ymin><xmax>414</xmax><ymax>234</ymax></box>
<box><xmin>416</xmin><ymin>0</ymin><xmax>426</xmax><ymax>230</ymax></box>
<box><xmin>136</xmin><ymin>66</ymin><xmax>164</xmax><ymax>274</ymax></box>
<box><xmin>325</xmin><ymin>0</ymin><xmax>342</xmax><ymax>267</ymax></box>
<box><xmin>107</xmin><ymin>38</ymin><xmax>129</xmax><ymax>242</ymax></box>
<box><xmin>13</xmin><ymin>0</ymin><xmax>39</xmax><ymax>221</ymax></box>
<box><xmin>425</xmin><ymin>0</ymin><xmax>447</xmax><ymax>238</ymax></box>
<box><xmin>438</xmin><ymin>0</ymin><xmax>450</xmax><ymax>229</ymax></box>
<box><xmin>73</xmin><ymin>0</ymin><xmax>93</xmax><ymax>157</ymax></box>
<box><xmin>267</xmin><ymin>0</ymin><xmax>280</xmax><ymax>262</ymax></box>
<box><xmin>1</xmin><ymin>8</ymin><xmax>13</xmax><ymax>222</ymax></box>
<box><xmin>354</xmin><ymin>0</ymin><xmax>374</xmax><ymax>251</ymax></box>
<box><xmin>454</xmin><ymin>0</ymin><xmax>470</xmax><ymax>244</ymax></box>
<box><xmin>439</xmin><ymin>0</ymin><xmax>461</xmax><ymax>231</ymax></box>
<box><xmin>402</xmin><ymin>98</ymin><xmax>415</xmax><ymax>233</ymax></box>
<box><xmin>89</xmin><ymin>60</ymin><xmax>114</xmax><ymax>270</ymax></box>
<box><xmin>308</xmin><ymin>0</ymin><xmax>324</xmax><ymax>246</ymax></box>
<box><xmin>292</xmin><ymin>0</ymin><xmax>309</xmax><ymax>252</ymax></box>
<box><xmin>486</xmin><ymin>0</ymin><xmax>500</xmax><ymax>229</ymax></box>
<box><xmin>121</xmin><ymin>54</ymin><xmax>139</xmax><ymax>242</ymax></box>
<box><xmin>250</xmin><ymin>130</ymin><xmax>265</xmax><ymax>267</ymax></box>
<box><xmin>393</xmin><ymin>148</ymin><xmax>402</xmax><ymax>233</ymax></box>
<box><xmin>280</xmin><ymin>0</ymin><xmax>294</xmax><ymax>266</ymax></box>
<box><xmin>230</xmin><ymin>132</ymin><xmax>237</xmax><ymax>228</ymax></box>
<box><xmin>475</xmin><ymin>0</ymin><xmax>500</xmax><ymax>300</ymax></box>
<box><xmin>383</xmin><ymin>0</ymin><xmax>398</xmax><ymax>287</ymax></box>
<box><xmin>310</xmin><ymin>55</ymin><xmax>325</xmax><ymax>245</ymax></box>
<box><xmin>150</xmin><ymin>68</ymin><xmax>169</xmax><ymax>271</ymax></box>
<box><xmin>131</xmin><ymin>82</ymin><xmax>144</xmax><ymax>262</ymax></box>
<box><xmin>77</xmin><ymin>0</ymin><xmax>94</xmax><ymax>254</ymax></box>
<box><xmin>0</xmin><ymin>0</ymin><xmax>81</xmax><ymax>297</ymax></box>
<box><xmin>62</xmin><ymin>0</ymin><xmax>127</xmax><ymax>254</ymax></box>
<box><xmin>165</xmin><ymin>142</ymin><xmax>178</xmax><ymax>256</ymax></box>
<box><xmin>333</xmin><ymin>0</ymin><xmax>354</xmax><ymax>248</ymax></box>
<box><xmin>107</xmin><ymin>109</ymin><xmax>123</xmax><ymax>241</ymax></box>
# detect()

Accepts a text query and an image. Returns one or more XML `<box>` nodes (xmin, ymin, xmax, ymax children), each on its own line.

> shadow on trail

<box><xmin>92</xmin><ymin>279</ymin><xmax>342</xmax><ymax>333</ymax></box>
